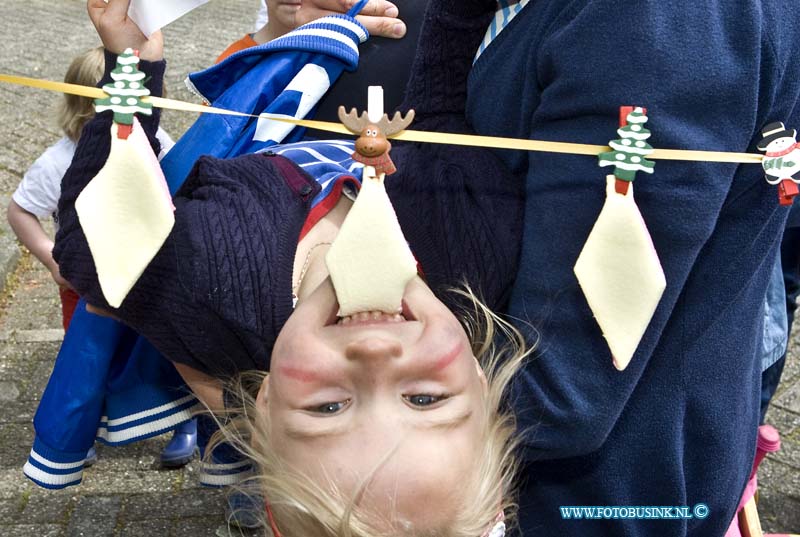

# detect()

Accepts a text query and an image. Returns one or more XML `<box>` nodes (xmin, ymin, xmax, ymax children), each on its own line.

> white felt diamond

<box><xmin>76</xmin><ymin>118</ymin><xmax>175</xmax><ymax>308</ymax></box>
<box><xmin>574</xmin><ymin>175</ymin><xmax>666</xmax><ymax>370</ymax></box>
<box><xmin>326</xmin><ymin>166</ymin><xmax>417</xmax><ymax>316</ymax></box>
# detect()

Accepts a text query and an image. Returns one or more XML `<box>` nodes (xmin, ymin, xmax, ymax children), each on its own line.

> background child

<box><xmin>7</xmin><ymin>46</ymin><xmax>196</xmax><ymax>469</ymax></box>
<box><xmin>7</xmin><ymin>46</ymin><xmax>174</xmax><ymax>330</ymax></box>
<box><xmin>217</xmin><ymin>0</ymin><xmax>422</xmax><ymax>132</ymax></box>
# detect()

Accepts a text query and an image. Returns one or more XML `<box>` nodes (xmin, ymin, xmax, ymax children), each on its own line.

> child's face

<box><xmin>262</xmin><ymin>276</ymin><xmax>488</xmax><ymax>530</ymax></box>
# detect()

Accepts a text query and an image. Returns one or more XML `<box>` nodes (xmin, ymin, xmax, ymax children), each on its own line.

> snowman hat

<box><xmin>757</xmin><ymin>122</ymin><xmax>797</xmax><ymax>150</ymax></box>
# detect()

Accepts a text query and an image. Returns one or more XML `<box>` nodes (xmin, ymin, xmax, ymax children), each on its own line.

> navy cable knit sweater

<box><xmin>53</xmin><ymin>1</ymin><xmax>522</xmax><ymax>380</ymax></box>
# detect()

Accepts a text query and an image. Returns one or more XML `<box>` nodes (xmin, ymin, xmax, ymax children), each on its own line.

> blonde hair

<box><xmin>57</xmin><ymin>47</ymin><xmax>105</xmax><ymax>141</ymax></box>
<box><xmin>215</xmin><ymin>287</ymin><xmax>534</xmax><ymax>536</ymax></box>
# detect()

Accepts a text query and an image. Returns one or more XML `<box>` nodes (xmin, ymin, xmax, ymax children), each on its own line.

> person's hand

<box><xmin>87</xmin><ymin>0</ymin><xmax>164</xmax><ymax>61</ymax></box>
<box><xmin>306</xmin><ymin>0</ymin><xmax>406</xmax><ymax>38</ymax></box>
<box><xmin>49</xmin><ymin>263</ymin><xmax>74</xmax><ymax>291</ymax></box>
<box><xmin>257</xmin><ymin>0</ymin><xmax>406</xmax><ymax>43</ymax></box>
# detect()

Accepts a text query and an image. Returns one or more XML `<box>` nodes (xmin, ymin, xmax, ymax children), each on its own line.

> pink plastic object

<box><xmin>724</xmin><ymin>425</ymin><xmax>783</xmax><ymax>537</ymax></box>
<box><xmin>751</xmin><ymin>425</ymin><xmax>781</xmax><ymax>480</ymax></box>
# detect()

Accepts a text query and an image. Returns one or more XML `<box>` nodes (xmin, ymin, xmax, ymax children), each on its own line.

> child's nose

<box><xmin>345</xmin><ymin>337</ymin><xmax>403</xmax><ymax>362</ymax></box>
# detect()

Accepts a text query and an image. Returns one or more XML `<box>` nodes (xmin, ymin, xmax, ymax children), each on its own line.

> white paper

<box><xmin>127</xmin><ymin>0</ymin><xmax>210</xmax><ymax>38</ymax></box>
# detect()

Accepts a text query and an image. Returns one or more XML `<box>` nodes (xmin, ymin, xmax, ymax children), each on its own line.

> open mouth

<box><xmin>326</xmin><ymin>299</ymin><xmax>418</xmax><ymax>327</ymax></box>
<box><xmin>337</xmin><ymin>311</ymin><xmax>405</xmax><ymax>325</ymax></box>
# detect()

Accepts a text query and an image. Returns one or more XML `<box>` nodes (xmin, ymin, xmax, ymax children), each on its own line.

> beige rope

<box><xmin>0</xmin><ymin>73</ymin><xmax>764</xmax><ymax>165</ymax></box>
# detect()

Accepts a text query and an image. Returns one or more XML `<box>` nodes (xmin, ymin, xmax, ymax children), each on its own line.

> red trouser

<box><xmin>59</xmin><ymin>287</ymin><xmax>80</xmax><ymax>331</ymax></box>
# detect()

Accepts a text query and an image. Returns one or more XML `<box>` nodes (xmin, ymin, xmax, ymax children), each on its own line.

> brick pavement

<box><xmin>0</xmin><ymin>1</ymin><xmax>798</xmax><ymax>536</ymax></box>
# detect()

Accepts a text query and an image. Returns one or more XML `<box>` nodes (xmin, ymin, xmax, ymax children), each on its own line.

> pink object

<box><xmin>751</xmin><ymin>425</ymin><xmax>781</xmax><ymax>480</ymax></box>
<box><xmin>724</xmin><ymin>475</ymin><xmax>759</xmax><ymax>537</ymax></box>
<box><xmin>723</xmin><ymin>425</ymin><xmax>783</xmax><ymax>537</ymax></box>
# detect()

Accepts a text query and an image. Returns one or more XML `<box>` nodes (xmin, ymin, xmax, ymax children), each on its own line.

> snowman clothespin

<box><xmin>75</xmin><ymin>48</ymin><xmax>175</xmax><ymax>308</ymax></box>
<box><xmin>757</xmin><ymin>122</ymin><xmax>800</xmax><ymax>206</ymax></box>
<box><xmin>326</xmin><ymin>87</ymin><xmax>417</xmax><ymax>317</ymax></box>
<box><xmin>574</xmin><ymin>106</ymin><xmax>666</xmax><ymax>371</ymax></box>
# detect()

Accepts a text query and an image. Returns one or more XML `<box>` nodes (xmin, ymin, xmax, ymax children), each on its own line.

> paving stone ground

<box><xmin>0</xmin><ymin>1</ymin><xmax>799</xmax><ymax>536</ymax></box>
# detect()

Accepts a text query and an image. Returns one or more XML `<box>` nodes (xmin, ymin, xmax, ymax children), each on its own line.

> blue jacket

<box><xmin>465</xmin><ymin>0</ymin><xmax>800</xmax><ymax>535</ymax></box>
<box><xmin>161</xmin><ymin>10</ymin><xmax>367</xmax><ymax>191</ymax></box>
<box><xmin>28</xmin><ymin>6</ymin><xmax>372</xmax><ymax>490</ymax></box>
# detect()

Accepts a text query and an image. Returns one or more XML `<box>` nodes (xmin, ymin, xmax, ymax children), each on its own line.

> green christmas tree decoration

<box><xmin>94</xmin><ymin>48</ymin><xmax>152</xmax><ymax>126</ymax></box>
<box><xmin>599</xmin><ymin>107</ymin><xmax>655</xmax><ymax>182</ymax></box>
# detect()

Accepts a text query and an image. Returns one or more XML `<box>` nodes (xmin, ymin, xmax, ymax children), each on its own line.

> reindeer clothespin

<box><xmin>338</xmin><ymin>86</ymin><xmax>415</xmax><ymax>178</ymax></box>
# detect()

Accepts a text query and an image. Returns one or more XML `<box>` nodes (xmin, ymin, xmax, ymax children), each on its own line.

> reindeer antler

<box><xmin>377</xmin><ymin>110</ymin><xmax>416</xmax><ymax>137</ymax></box>
<box><xmin>338</xmin><ymin>106</ymin><xmax>371</xmax><ymax>134</ymax></box>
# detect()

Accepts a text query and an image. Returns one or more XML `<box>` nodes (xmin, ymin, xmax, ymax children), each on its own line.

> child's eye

<box><xmin>404</xmin><ymin>394</ymin><xmax>449</xmax><ymax>407</ymax></box>
<box><xmin>308</xmin><ymin>401</ymin><xmax>349</xmax><ymax>414</ymax></box>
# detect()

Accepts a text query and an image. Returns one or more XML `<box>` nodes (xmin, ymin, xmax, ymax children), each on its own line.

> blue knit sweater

<box><xmin>53</xmin><ymin>1</ymin><xmax>520</xmax><ymax>380</ymax></box>
<box><xmin>466</xmin><ymin>1</ymin><xmax>800</xmax><ymax>536</ymax></box>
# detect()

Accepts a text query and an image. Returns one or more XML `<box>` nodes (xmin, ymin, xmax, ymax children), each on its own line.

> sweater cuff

<box><xmin>100</xmin><ymin>49</ymin><xmax>166</xmax><ymax>97</ymax></box>
<box><xmin>99</xmin><ymin>49</ymin><xmax>165</xmax><ymax>151</ymax></box>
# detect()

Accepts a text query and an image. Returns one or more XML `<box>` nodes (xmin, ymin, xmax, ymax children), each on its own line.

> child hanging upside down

<box><xmin>55</xmin><ymin>0</ymin><xmax>526</xmax><ymax>534</ymax></box>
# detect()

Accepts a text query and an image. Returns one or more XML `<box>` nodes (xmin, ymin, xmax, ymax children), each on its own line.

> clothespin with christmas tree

<box><xmin>574</xmin><ymin>106</ymin><xmax>666</xmax><ymax>371</ymax></box>
<box><xmin>95</xmin><ymin>48</ymin><xmax>152</xmax><ymax>140</ymax></box>
<box><xmin>75</xmin><ymin>48</ymin><xmax>174</xmax><ymax>308</ymax></box>
<box><xmin>599</xmin><ymin>106</ymin><xmax>655</xmax><ymax>195</ymax></box>
<box><xmin>326</xmin><ymin>87</ymin><xmax>417</xmax><ymax>317</ymax></box>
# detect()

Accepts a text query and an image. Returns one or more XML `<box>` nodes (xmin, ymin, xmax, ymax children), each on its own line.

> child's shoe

<box><xmin>83</xmin><ymin>446</ymin><xmax>98</xmax><ymax>467</ymax></box>
<box><xmin>160</xmin><ymin>418</ymin><xmax>198</xmax><ymax>468</ymax></box>
<box><xmin>225</xmin><ymin>489</ymin><xmax>264</xmax><ymax>529</ymax></box>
